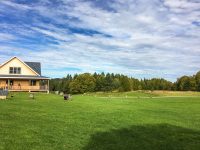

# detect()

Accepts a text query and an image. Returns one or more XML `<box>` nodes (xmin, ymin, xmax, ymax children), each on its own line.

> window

<box><xmin>30</xmin><ymin>80</ymin><xmax>36</xmax><ymax>86</ymax></box>
<box><xmin>9</xmin><ymin>67</ymin><xmax>21</xmax><ymax>74</ymax></box>
<box><xmin>9</xmin><ymin>67</ymin><xmax>13</xmax><ymax>74</ymax></box>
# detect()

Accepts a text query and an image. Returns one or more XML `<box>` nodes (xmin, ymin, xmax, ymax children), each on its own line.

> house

<box><xmin>0</xmin><ymin>57</ymin><xmax>50</xmax><ymax>93</ymax></box>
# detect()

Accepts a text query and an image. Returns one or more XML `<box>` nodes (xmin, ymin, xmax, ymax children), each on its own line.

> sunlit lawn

<box><xmin>0</xmin><ymin>92</ymin><xmax>200</xmax><ymax>150</ymax></box>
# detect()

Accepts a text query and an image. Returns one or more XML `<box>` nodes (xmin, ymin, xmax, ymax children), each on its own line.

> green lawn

<box><xmin>0</xmin><ymin>92</ymin><xmax>200</xmax><ymax>150</ymax></box>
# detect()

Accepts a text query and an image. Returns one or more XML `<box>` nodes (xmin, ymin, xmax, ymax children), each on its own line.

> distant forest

<box><xmin>50</xmin><ymin>71</ymin><xmax>200</xmax><ymax>94</ymax></box>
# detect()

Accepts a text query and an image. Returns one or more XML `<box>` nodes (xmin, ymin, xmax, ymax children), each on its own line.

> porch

<box><xmin>7</xmin><ymin>84</ymin><xmax>49</xmax><ymax>92</ymax></box>
<box><xmin>0</xmin><ymin>75</ymin><xmax>50</xmax><ymax>93</ymax></box>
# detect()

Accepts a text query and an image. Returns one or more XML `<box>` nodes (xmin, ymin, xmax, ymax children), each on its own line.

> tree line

<box><xmin>49</xmin><ymin>71</ymin><xmax>200</xmax><ymax>94</ymax></box>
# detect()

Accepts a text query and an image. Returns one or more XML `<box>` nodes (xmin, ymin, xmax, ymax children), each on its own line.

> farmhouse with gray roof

<box><xmin>0</xmin><ymin>57</ymin><xmax>50</xmax><ymax>93</ymax></box>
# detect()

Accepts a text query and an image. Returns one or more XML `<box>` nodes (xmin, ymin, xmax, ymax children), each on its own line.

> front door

<box><xmin>6</xmin><ymin>80</ymin><xmax>14</xmax><ymax>86</ymax></box>
<box><xmin>6</xmin><ymin>80</ymin><xmax>14</xmax><ymax>89</ymax></box>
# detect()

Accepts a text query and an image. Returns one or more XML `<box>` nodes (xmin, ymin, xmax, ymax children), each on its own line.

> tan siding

<box><xmin>0</xmin><ymin>57</ymin><xmax>37</xmax><ymax>76</ymax></box>
<box><xmin>0</xmin><ymin>80</ymin><xmax>6</xmax><ymax>88</ymax></box>
<box><xmin>0</xmin><ymin>79</ymin><xmax>44</xmax><ymax>91</ymax></box>
<box><xmin>0</xmin><ymin>80</ymin><xmax>40</xmax><ymax>86</ymax></box>
<box><xmin>13</xmin><ymin>80</ymin><xmax>29</xmax><ymax>86</ymax></box>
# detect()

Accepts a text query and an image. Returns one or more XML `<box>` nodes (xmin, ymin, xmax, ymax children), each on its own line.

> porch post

<box><xmin>8</xmin><ymin>79</ymin><xmax>10</xmax><ymax>90</ymax></box>
<box><xmin>29</xmin><ymin>80</ymin><xmax>31</xmax><ymax>92</ymax></box>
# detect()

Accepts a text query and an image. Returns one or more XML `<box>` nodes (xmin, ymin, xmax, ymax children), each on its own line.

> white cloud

<box><xmin>0</xmin><ymin>33</ymin><xmax>15</xmax><ymax>41</ymax></box>
<box><xmin>0</xmin><ymin>0</ymin><xmax>31</xmax><ymax>10</ymax></box>
<box><xmin>0</xmin><ymin>0</ymin><xmax>200</xmax><ymax>81</ymax></box>
<box><xmin>164</xmin><ymin>0</ymin><xmax>200</xmax><ymax>12</ymax></box>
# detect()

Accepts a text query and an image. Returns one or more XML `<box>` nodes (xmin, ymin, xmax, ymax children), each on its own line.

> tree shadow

<box><xmin>82</xmin><ymin>124</ymin><xmax>200</xmax><ymax>150</ymax></box>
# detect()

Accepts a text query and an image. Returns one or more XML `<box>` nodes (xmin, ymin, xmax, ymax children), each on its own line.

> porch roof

<box><xmin>0</xmin><ymin>75</ymin><xmax>50</xmax><ymax>80</ymax></box>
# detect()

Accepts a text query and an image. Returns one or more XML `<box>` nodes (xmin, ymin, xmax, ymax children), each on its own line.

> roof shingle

<box><xmin>25</xmin><ymin>62</ymin><xmax>41</xmax><ymax>75</ymax></box>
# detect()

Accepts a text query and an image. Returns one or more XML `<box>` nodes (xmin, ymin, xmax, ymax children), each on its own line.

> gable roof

<box><xmin>0</xmin><ymin>57</ymin><xmax>40</xmax><ymax>76</ymax></box>
<box><xmin>25</xmin><ymin>62</ymin><xmax>41</xmax><ymax>75</ymax></box>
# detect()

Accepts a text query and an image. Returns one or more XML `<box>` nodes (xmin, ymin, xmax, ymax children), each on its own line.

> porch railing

<box><xmin>1</xmin><ymin>85</ymin><xmax>49</xmax><ymax>91</ymax></box>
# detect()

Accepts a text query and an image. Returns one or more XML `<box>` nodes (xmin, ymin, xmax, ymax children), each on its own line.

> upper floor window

<box><xmin>9</xmin><ymin>67</ymin><xmax>21</xmax><ymax>74</ymax></box>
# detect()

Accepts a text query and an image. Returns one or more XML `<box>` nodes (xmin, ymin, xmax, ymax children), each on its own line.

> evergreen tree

<box><xmin>195</xmin><ymin>71</ymin><xmax>200</xmax><ymax>91</ymax></box>
<box><xmin>49</xmin><ymin>71</ymin><xmax>200</xmax><ymax>93</ymax></box>
<box><xmin>119</xmin><ymin>75</ymin><xmax>131</xmax><ymax>92</ymax></box>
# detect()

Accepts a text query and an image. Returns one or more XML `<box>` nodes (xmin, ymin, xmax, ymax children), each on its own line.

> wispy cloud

<box><xmin>0</xmin><ymin>0</ymin><xmax>200</xmax><ymax>81</ymax></box>
<box><xmin>0</xmin><ymin>0</ymin><xmax>31</xmax><ymax>10</ymax></box>
<box><xmin>0</xmin><ymin>33</ymin><xmax>16</xmax><ymax>41</ymax></box>
<box><xmin>164</xmin><ymin>0</ymin><xmax>200</xmax><ymax>13</ymax></box>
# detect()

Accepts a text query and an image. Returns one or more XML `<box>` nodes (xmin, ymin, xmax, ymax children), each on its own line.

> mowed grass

<box><xmin>0</xmin><ymin>92</ymin><xmax>200</xmax><ymax>150</ymax></box>
<box><xmin>87</xmin><ymin>90</ymin><xmax>200</xmax><ymax>97</ymax></box>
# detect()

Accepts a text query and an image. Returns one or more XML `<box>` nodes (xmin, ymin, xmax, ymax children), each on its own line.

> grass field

<box><xmin>0</xmin><ymin>91</ymin><xmax>200</xmax><ymax>150</ymax></box>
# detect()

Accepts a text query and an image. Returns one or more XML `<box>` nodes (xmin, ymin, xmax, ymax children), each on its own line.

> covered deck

<box><xmin>0</xmin><ymin>75</ymin><xmax>50</xmax><ymax>93</ymax></box>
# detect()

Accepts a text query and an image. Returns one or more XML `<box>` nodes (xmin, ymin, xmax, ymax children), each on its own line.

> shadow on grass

<box><xmin>82</xmin><ymin>124</ymin><xmax>200</xmax><ymax>150</ymax></box>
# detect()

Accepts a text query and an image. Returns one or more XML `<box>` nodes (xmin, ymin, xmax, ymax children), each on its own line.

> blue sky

<box><xmin>0</xmin><ymin>0</ymin><xmax>200</xmax><ymax>81</ymax></box>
